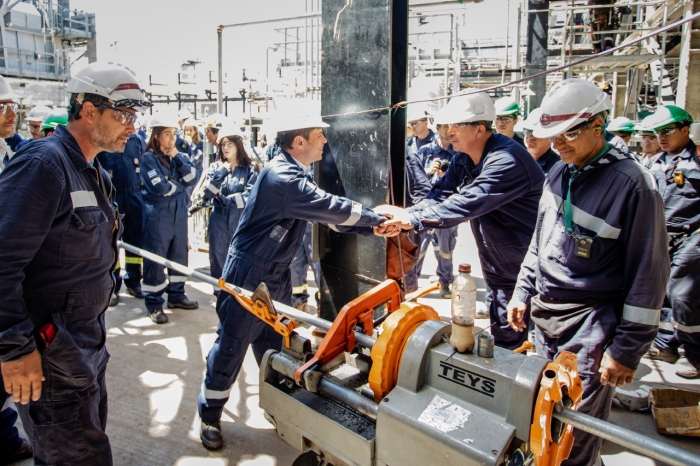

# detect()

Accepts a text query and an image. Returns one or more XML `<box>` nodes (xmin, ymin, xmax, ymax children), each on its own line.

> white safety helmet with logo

<box><xmin>66</xmin><ymin>62</ymin><xmax>151</xmax><ymax>112</ymax></box>
<box><xmin>216</xmin><ymin>122</ymin><xmax>246</xmax><ymax>144</ymax></box>
<box><xmin>533</xmin><ymin>78</ymin><xmax>612</xmax><ymax>139</ymax></box>
<box><xmin>0</xmin><ymin>74</ymin><xmax>19</xmax><ymax>102</ymax></box>
<box><xmin>521</xmin><ymin>108</ymin><xmax>542</xmax><ymax>132</ymax></box>
<box><xmin>149</xmin><ymin>112</ymin><xmax>180</xmax><ymax>130</ymax></box>
<box><xmin>26</xmin><ymin>105</ymin><xmax>52</xmax><ymax>123</ymax></box>
<box><xmin>433</xmin><ymin>91</ymin><xmax>496</xmax><ymax>125</ymax></box>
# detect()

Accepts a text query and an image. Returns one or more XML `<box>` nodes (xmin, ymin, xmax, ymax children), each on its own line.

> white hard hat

<box><xmin>434</xmin><ymin>92</ymin><xmax>496</xmax><ymax>125</ymax></box>
<box><xmin>26</xmin><ymin>105</ymin><xmax>52</xmax><ymax>123</ymax></box>
<box><xmin>0</xmin><ymin>75</ymin><xmax>19</xmax><ymax>102</ymax></box>
<box><xmin>607</xmin><ymin>116</ymin><xmax>635</xmax><ymax>133</ymax></box>
<box><xmin>533</xmin><ymin>78</ymin><xmax>612</xmax><ymax>139</ymax></box>
<box><xmin>182</xmin><ymin>118</ymin><xmax>199</xmax><ymax>128</ymax></box>
<box><xmin>205</xmin><ymin>113</ymin><xmax>226</xmax><ymax>128</ymax></box>
<box><xmin>67</xmin><ymin>62</ymin><xmax>151</xmax><ymax>112</ymax></box>
<box><xmin>177</xmin><ymin>108</ymin><xmax>192</xmax><ymax>121</ymax></box>
<box><xmin>216</xmin><ymin>122</ymin><xmax>245</xmax><ymax>144</ymax></box>
<box><xmin>273</xmin><ymin>110</ymin><xmax>329</xmax><ymax>133</ymax></box>
<box><xmin>690</xmin><ymin>122</ymin><xmax>700</xmax><ymax>142</ymax></box>
<box><xmin>521</xmin><ymin>108</ymin><xmax>542</xmax><ymax>131</ymax></box>
<box><xmin>406</xmin><ymin>104</ymin><xmax>431</xmax><ymax>123</ymax></box>
<box><xmin>149</xmin><ymin>112</ymin><xmax>179</xmax><ymax>130</ymax></box>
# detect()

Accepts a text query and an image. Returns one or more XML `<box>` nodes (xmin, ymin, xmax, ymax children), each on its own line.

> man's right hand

<box><xmin>1</xmin><ymin>349</ymin><xmax>44</xmax><ymax>404</ymax></box>
<box><xmin>506</xmin><ymin>299</ymin><xmax>528</xmax><ymax>332</ymax></box>
<box><xmin>374</xmin><ymin>205</ymin><xmax>413</xmax><ymax>230</ymax></box>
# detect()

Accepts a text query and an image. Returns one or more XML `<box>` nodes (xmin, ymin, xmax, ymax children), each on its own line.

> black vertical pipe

<box><xmin>525</xmin><ymin>0</ymin><xmax>549</xmax><ymax>110</ymax></box>
<box><xmin>391</xmin><ymin>0</ymin><xmax>409</xmax><ymax>206</ymax></box>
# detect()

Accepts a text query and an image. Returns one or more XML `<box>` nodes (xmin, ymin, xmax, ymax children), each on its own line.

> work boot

<box><xmin>200</xmin><ymin>420</ymin><xmax>223</xmax><ymax>450</ymax></box>
<box><xmin>126</xmin><ymin>286</ymin><xmax>145</xmax><ymax>299</ymax></box>
<box><xmin>676</xmin><ymin>364</ymin><xmax>700</xmax><ymax>379</ymax></box>
<box><xmin>149</xmin><ymin>308</ymin><xmax>168</xmax><ymax>324</ymax></box>
<box><xmin>167</xmin><ymin>299</ymin><xmax>199</xmax><ymax>310</ymax></box>
<box><xmin>644</xmin><ymin>346</ymin><xmax>680</xmax><ymax>364</ymax></box>
<box><xmin>0</xmin><ymin>438</ymin><xmax>33</xmax><ymax>465</ymax></box>
<box><xmin>439</xmin><ymin>284</ymin><xmax>451</xmax><ymax>299</ymax></box>
<box><xmin>109</xmin><ymin>293</ymin><xmax>119</xmax><ymax>307</ymax></box>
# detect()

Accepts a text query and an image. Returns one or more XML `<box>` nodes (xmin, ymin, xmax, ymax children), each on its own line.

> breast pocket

<box><xmin>60</xmin><ymin>208</ymin><xmax>108</xmax><ymax>264</ymax></box>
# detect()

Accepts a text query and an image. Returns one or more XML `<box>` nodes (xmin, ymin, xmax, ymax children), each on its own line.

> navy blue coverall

<box><xmin>536</xmin><ymin>147</ymin><xmax>561</xmax><ymax>175</ymax></box>
<box><xmin>140</xmin><ymin>151</ymin><xmax>198</xmax><ymax>310</ymax></box>
<box><xmin>97</xmin><ymin>133</ymin><xmax>146</xmax><ymax>292</ymax></box>
<box><xmin>198</xmin><ymin>150</ymin><xmax>387</xmax><ymax>423</ymax></box>
<box><xmin>203</xmin><ymin>161</ymin><xmax>257</xmax><ymax>283</ymax></box>
<box><xmin>402</xmin><ymin>146</ymin><xmax>434</xmax><ymax>292</ymax></box>
<box><xmin>650</xmin><ymin>141</ymin><xmax>700</xmax><ymax>368</ymax></box>
<box><xmin>513</xmin><ymin>146</ymin><xmax>669</xmax><ymax>466</ymax></box>
<box><xmin>408</xmin><ymin>133</ymin><xmax>544</xmax><ymax>349</ymax></box>
<box><xmin>0</xmin><ymin>125</ymin><xmax>121</xmax><ymax>465</ymax></box>
<box><xmin>417</xmin><ymin>141</ymin><xmax>459</xmax><ymax>291</ymax></box>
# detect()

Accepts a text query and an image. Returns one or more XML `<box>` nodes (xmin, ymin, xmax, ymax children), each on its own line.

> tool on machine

<box><xmin>118</xmin><ymin>241</ymin><xmax>700</xmax><ymax>466</ymax></box>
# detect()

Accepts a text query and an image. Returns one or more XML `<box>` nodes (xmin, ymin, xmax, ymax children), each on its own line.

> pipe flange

<box><xmin>368</xmin><ymin>302</ymin><xmax>439</xmax><ymax>402</ymax></box>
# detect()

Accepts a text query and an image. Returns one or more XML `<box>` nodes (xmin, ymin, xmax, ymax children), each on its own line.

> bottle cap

<box><xmin>458</xmin><ymin>263</ymin><xmax>471</xmax><ymax>273</ymax></box>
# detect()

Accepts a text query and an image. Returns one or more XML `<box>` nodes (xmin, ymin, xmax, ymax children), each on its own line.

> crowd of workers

<box><xmin>0</xmin><ymin>58</ymin><xmax>695</xmax><ymax>466</ymax></box>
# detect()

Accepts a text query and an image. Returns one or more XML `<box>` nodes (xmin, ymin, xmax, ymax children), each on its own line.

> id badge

<box><xmin>673</xmin><ymin>170</ymin><xmax>685</xmax><ymax>187</ymax></box>
<box><xmin>574</xmin><ymin>235</ymin><xmax>593</xmax><ymax>259</ymax></box>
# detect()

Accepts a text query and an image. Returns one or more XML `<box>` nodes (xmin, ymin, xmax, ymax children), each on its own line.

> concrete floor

<box><xmin>8</xmin><ymin>222</ymin><xmax>700</xmax><ymax>466</ymax></box>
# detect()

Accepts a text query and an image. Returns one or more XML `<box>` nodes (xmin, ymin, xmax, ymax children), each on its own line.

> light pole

<box><xmin>266</xmin><ymin>46</ymin><xmax>278</xmax><ymax>112</ymax></box>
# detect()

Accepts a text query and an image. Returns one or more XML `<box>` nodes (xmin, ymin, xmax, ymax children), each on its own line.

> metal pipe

<box><xmin>553</xmin><ymin>408</ymin><xmax>700</xmax><ymax>466</ymax></box>
<box><xmin>269</xmin><ymin>352</ymin><xmax>379</xmax><ymax>420</ymax></box>
<box><xmin>117</xmin><ymin>242</ymin><xmax>376</xmax><ymax>349</ymax></box>
<box><xmin>217</xmin><ymin>26</ymin><xmax>223</xmax><ymax>114</ymax></box>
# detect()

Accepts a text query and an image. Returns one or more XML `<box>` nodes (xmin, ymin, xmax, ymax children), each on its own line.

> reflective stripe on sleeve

<box><xmin>70</xmin><ymin>190</ymin><xmax>99</xmax><ymax>208</ymax></box>
<box><xmin>206</xmin><ymin>183</ymin><xmax>220</xmax><ymax>195</ymax></box>
<box><xmin>182</xmin><ymin>166</ymin><xmax>196</xmax><ymax>183</ymax></box>
<box><xmin>201</xmin><ymin>382</ymin><xmax>232</xmax><ymax>401</ymax></box>
<box><xmin>327</xmin><ymin>224</ymin><xmax>340</xmax><ymax>232</ymax></box>
<box><xmin>233</xmin><ymin>193</ymin><xmax>244</xmax><ymax>209</ymax></box>
<box><xmin>673</xmin><ymin>319</ymin><xmax>700</xmax><ymax>334</ymax></box>
<box><xmin>621</xmin><ymin>304</ymin><xmax>660</xmax><ymax>326</ymax></box>
<box><xmin>168</xmin><ymin>275</ymin><xmax>187</xmax><ymax>283</ymax></box>
<box><xmin>164</xmin><ymin>181</ymin><xmax>178</xmax><ymax>196</ymax></box>
<box><xmin>124</xmin><ymin>256</ymin><xmax>143</xmax><ymax>265</ymax></box>
<box><xmin>142</xmin><ymin>281</ymin><xmax>167</xmax><ymax>293</ymax></box>
<box><xmin>338</xmin><ymin>201</ymin><xmax>362</xmax><ymax>226</ymax></box>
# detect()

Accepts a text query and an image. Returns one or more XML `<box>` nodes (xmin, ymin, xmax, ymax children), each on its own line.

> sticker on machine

<box><xmin>417</xmin><ymin>395</ymin><xmax>471</xmax><ymax>433</ymax></box>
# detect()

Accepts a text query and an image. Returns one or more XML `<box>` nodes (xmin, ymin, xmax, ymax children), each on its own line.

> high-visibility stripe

<box><xmin>673</xmin><ymin>319</ymin><xmax>700</xmax><ymax>334</ymax></box>
<box><xmin>142</xmin><ymin>281</ymin><xmax>167</xmax><ymax>293</ymax></box>
<box><xmin>339</xmin><ymin>201</ymin><xmax>362</xmax><ymax>226</ymax></box>
<box><xmin>182</xmin><ymin>166</ymin><xmax>196</xmax><ymax>183</ymax></box>
<box><xmin>292</xmin><ymin>284</ymin><xmax>308</xmax><ymax>295</ymax></box>
<box><xmin>327</xmin><ymin>224</ymin><xmax>340</xmax><ymax>232</ymax></box>
<box><xmin>71</xmin><ymin>190</ymin><xmax>99</xmax><ymax>208</ymax></box>
<box><xmin>206</xmin><ymin>183</ymin><xmax>220</xmax><ymax>195</ymax></box>
<box><xmin>201</xmin><ymin>382</ymin><xmax>232</xmax><ymax>401</ymax></box>
<box><xmin>164</xmin><ymin>181</ymin><xmax>178</xmax><ymax>196</ymax></box>
<box><xmin>621</xmin><ymin>304</ymin><xmax>659</xmax><ymax>326</ymax></box>
<box><xmin>542</xmin><ymin>192</ymin><xmax>621</xmax><ymax>240</ymax></box>
<box><xmin>124</xmin><ymin>257</ymin><xmax>143</xmax><ymax>265</ymax></box>
<box><xmin>233</xmin><ymin>193</ymin><xmax>244</xmax><ymax>209</ymax></box>
<box><xmin>168</xmin><ymin>275</ymin><xmax>187</xmax><ymax>283</ymax></box>
<box><xmin>438</xmin><ymin>250</ymin><xmax>452</xmax><ymax>260</ymax></box>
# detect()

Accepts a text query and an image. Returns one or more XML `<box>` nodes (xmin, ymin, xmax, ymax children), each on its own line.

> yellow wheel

<box><xmin>368</xmin><ymin>302</ymin><xmax>439</xmax><ymax>402</ymax></box>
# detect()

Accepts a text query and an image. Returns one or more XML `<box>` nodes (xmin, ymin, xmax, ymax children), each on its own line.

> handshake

<box><xmin>372</xmin><ymin>204</ymin><xmax>413</xmax><ymax>237</ymax></box>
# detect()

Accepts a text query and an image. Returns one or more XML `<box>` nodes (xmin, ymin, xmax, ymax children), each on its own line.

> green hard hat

<box><xmin>494</xmin><ymin>97</ymin><xmax>520</xmax><ymax>116</ymax></box>
<box><xmin>41</xmin><ymin>107</ymin><xmax>68</xmax><ymax>132</ymax></box>
<box><xmin>607</xmin><ymin>116</ymin><xmax>635</xmax><ymax>133</ymax></box>
<box><xmin>646</xmin><ymin>105</ymin><xmax>693</xmax><ymax>130</ymax></box>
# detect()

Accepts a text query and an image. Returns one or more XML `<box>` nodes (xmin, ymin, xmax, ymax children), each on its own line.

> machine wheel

<box><xmin>368</xmin><ymin>302</ymin><xmax>439</xmax><ymax>402</ymax></box>
<box><xmin>292</xmin><ymin>450</ymin><xmax>330</xmax><ymax>466</ymax></box>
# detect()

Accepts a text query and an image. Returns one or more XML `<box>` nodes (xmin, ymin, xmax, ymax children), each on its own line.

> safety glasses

<box><xmin>0</xmin><ymin>102</ymin><xmax>17</xmax><ymax>114</ymax></box>
<box><xmin>549</xmin><ymin>119</ymin><xmax>598</xmax><ymax>143</ymax></box>
<box><xmin>408</xmin><ymin>119</ymin><xmax>427</xmax><ymax>127</ymax></box>
<box><xmin>495</xmin><ymin>116</ymin><xmax>516</xmax><ymax>123</ymax></box>
<box><xmin>96</xmin><ymin>103</ymin><xmax>138</xmax><ymax>126</ymax></box>
<box><xmin>653</xmin><ymin>127</ymin><xmax>678</xmax><ymax>138</ymax></box>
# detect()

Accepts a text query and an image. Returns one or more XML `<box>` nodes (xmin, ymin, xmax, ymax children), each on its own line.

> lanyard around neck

<box><xmin>563</xmin><ymin>143</ymin><xmax>609</xmax><ymax>234</ymax></box>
